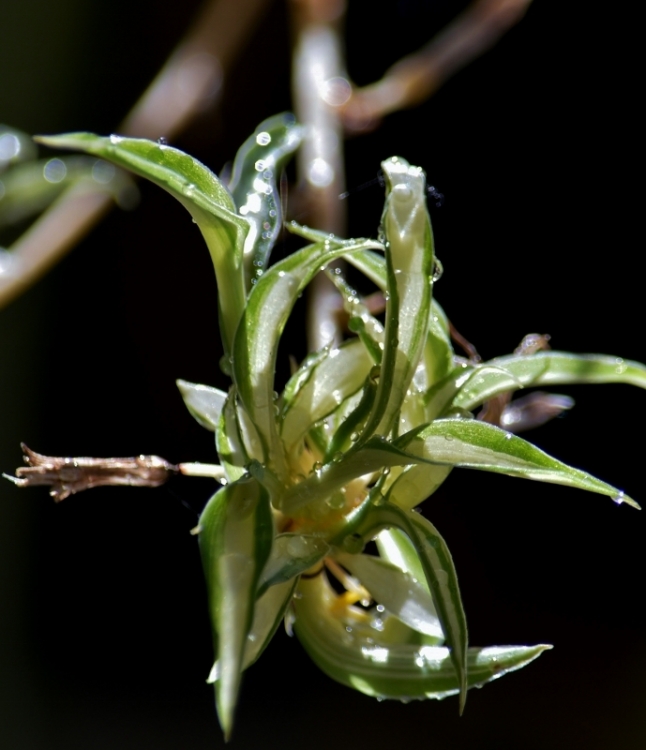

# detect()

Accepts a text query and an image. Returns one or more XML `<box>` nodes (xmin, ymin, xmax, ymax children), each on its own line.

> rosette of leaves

<box><xmin>38</xmin><ymin>114</ymin><xmax>646</xmax><ymax>740</ymax></box>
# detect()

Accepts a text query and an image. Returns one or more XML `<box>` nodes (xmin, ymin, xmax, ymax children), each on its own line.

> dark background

<box><xmin>1</xmin><ymin>2</ymin><xmax>644</xmax><ymax>748</ymax></box>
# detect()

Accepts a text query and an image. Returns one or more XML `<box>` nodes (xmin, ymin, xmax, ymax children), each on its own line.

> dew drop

<box><xmin>444</xmin><ymin>434</ymin><xmax>454</xmax><ymax>442</ymax></box>
<box><xmin>613</xmin><ymin>491</ymin><xmax>625</xmax><ymax>505</ymax></box>
<box><xmin>255</xmin><ymin>131</ymin><xmax>271</xmax><ymax>146</ymax></box>
<box><xmin>157</xmin><ymin>136</ymin><xmax>168</xmax><ymax>147</ymax></box>
<box><xmin>432</xmin><ymin>258</ymin><xmax>444</xmax><ymax>282</ymax></box>
<box><xmin>109</xmin><ymin>134</ymin><xmax>123</xmax><ymax>144</ymax></box>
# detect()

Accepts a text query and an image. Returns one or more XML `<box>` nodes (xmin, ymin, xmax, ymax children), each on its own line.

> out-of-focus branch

<box><xmin>290</xmin><ymin>0</ymin><xmax>348</xmax><ymax>351</ymax></box>
<box><xmin>0</xmin><ymin>0</ymin><xmax>270</xmax><ymax>310</ymax></box>
<box><xmin>340</xmin><ymin>0</ymin><xmax>533</xmax><ymax>132</ymax></box>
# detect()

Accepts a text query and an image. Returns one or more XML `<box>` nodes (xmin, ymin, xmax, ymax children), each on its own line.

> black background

<box><xmin>1</xmin><ymin>2</ymin><xmax>644</xmax><ymax>748</ymax></box>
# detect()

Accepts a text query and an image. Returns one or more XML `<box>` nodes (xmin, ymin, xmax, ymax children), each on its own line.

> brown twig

<box><xmin>340</xmin><ymin>0</ymin><xmax>534</xmax><ymax>132</ymax></box>
<box><xmin>5</xmin><ymin>444</ymin><xmax>178</xmax><ymax>502</ymax></box>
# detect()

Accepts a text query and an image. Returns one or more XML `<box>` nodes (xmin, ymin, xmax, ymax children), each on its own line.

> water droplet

<box><xmin>326</xmin><ymin>492</ymin><xmax>346</xmax><ymax>510</ymax></box>
<box><xmin>332</xmin><ymin>452</ymin><xmax>344</xmax><ymax>463</ymax></box>
<box><xmin>43</xmin><ymin>158</ymin><xmax>67</xmax><ymax>183</ymax></box>
<box><xmin>432</xmin><ymin>257</ymin><xmax>444</xmax><ymax>282</ymax></box>
<box><xmin>268</xmin><ymin>209</ymin><xmax>277</xmax><ymax>218</ymax></box>
<box><xmin>255</xmin><ymin>131</ymin><xmax>271</xmax><ymax>146</ymax></box>
<box><xmin>350</xmin><ymin>432</ymin><xmax>359</xmax><ymax>442</ymax></box>
<box><xmin>445</xmin><ymin>434</ymin><xmax>454</xmax><ymax>442</ymax></box>
<box><xmin>157</xmin><ymin>136</ymin><xmax>168</xmax><ymax>147</ymax></box>
<box><xmin>109</xmin><ymin>134</ymin><xmax>123</xmax><ymax>144</ymax></box>
<box><xmin>376</xmin><ymin>695</ymin><xmax>385</xmax><ymax>703</ymax></box>
<box><xmin>376</xmin><ymin>604</ymin><xmax>385</xmax><ymax>613</ymax></box>
<box><xmin>613</xmin><ymin>491</ymin><xmax>625</xmax><ymax>505</ymax></box>
<box><xmin>345</xmin><ymin>626</ymin><xmax>353</xmax><ymax>633</ymax></box>
<box><xmin>615</xmin><ymin>357</ymin><xmax>627</xmax><ymax>374</ymax></box>
<box><xmin>505</xmin><ymin>432</ymin><xmax>513</xmax><ymax>440</ymax></box>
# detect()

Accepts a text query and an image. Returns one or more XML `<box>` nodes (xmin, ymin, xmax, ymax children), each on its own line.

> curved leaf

<box><xmin>232</xmin><ymin>234</ymin><xmax>382</xmax><ymax>479</ymax></box>
<box><xmin>36</xmin><ymin>132</ymin><xmax>248</xmax><ymax>353</ymax></box>
<box><xmin>280</xmin><ymin>338</ymin><xmax>374</xmax><ymax>457</ymax></box>
<box><xmin>336</xmin><ymin>551</ymin><xmax>443</xmax><ymax>640</ymax></box>
<box><xmin>228</xmin><ymin>113</ymin><xmax>302</xmax><ymax>284</ymax></box>
<box><xmin>356</xmin><ymin>503</ymin><xmax>469</xmax><ymax>711</ymax></box>
<box><xmin>199</xmin><ymin>477</ymin><xmax>273</xmax><ymax>739</ymax></box>
<box><xmin>177</xmin><ymin>379</ymin><xmax>227</xmax><ymax>432</ymax></box>
<box><xmin>396</xmin><ymin>418</ymin><xmax>640</xmax><ymax>508</ymax></box>
<box><xmin>358</xmin><ymin>157</ymin><xmax>435</xmax><ymax>440</ymax></box>
<box><xmin>293</xmin><ymin>574</ymin><xmax>549</xmax><ymax>701</ymax></box>
<box><xmin>454</xmin><ymin>352</ymin><xmax>646</xmax><ymax>412</ymax></box>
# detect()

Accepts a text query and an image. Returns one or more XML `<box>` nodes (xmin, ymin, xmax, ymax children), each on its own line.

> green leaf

<box><xmin>293</xmin><ymin>574</ymin><xmax>548</xmax><ymax>701</ymax></box>
<box><xmin>0</xmin><ymin>156</ymin><xmax>136</xmax><ymax>230</ymax></box>
<box><xmin>36</xmin><ymin>132</ymin><xmax>248</xmax><ymax>354</ymax></box>
<box><xmin>335</xmin><ymin>551</ymin><xmax>443</xmax><ymax>640</ymax></box>
<box><xmin>356</xmin><ymin>503</ymin><xmax>469</xmax><ymax>711</ymax></box>
<box><xmin>396</xmin><ymin>418</ymin><xmax>640</xmax><ymax>508</ymax></box>
<box><xmin>280</xmin><ymin>338</ymin><xmax>374</xmax><ymax>459</ymax></box>
<box><xmin>228</xmin><ymin>113</ymin><xmax>302</xmax><ymax>285</ymax></box>
<box><xmin>208</xmin><ymin>578</ymin><xmax>297</xmax><ymax>681</ymax></box>
<box><xmin>453</xmin><ymin>352</ymin><xmax>646</xmax><ymax>412</ymax></box>
<box><xmin>177</xmin><ymin>379</ymin><xmax>227</xmax><ymax>432</ymax></box>
<box><xmin>232</xmin><ymin>234</ymin><xmax>382</xmax><ymax>480</ymax></box>
<box><xmin>326</xmin><ymin>268</ymin><xmax>385</xmax><ymax>364</ymax></box>
<box><xmin>385</xmin><ymin>463</ymin><xmax>453</xmax><ymax>510</ymax></box>
<box><xmin>259</xmin><ymin>533</ymin><xmax>329</xmax><ymax>593</ymax></box>
<box><xmin>198</xmin><ymin>476</ymin><xmax>273</xmax><ymax>740</ymax></box>
<box><xmin>358</xmin><ymin>157</ymin><xmax>435</xmax><ymax>440</ymax></box>
<box><xmin>215</xmin><ymin>389</ymin><xmax>249</xmax><ymax>483</ymax></box>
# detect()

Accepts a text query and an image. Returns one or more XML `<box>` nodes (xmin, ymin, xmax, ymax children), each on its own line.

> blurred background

<box><xmin>1</xmin><ymin>1</ymin><xmax>644</xmax><ymax>748</ymax></box>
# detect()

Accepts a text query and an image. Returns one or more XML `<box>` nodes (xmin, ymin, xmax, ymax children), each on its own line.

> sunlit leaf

<box><xmin>177</xmin><ymin>379</ymin><xmax>227</xmax><ymax>432</ymax></box>
<box><xmin>336</xmin><ymin>551</ymin><xmax>443</xmax><ymax>640</ymax></box>
<box><xmin>228</xmin><ymin>113</ymin><xmax>302</xmax><ymax>284</ymax></box>
<box><xmin>358</xmin><ymin>157</ymin><xmax>435</xmax><ymax>441</ymax></box>
<box><xmin>36</xmin><ymin>132</ymin><xmax>248</xmax><ymax>353</ymax></box>
<box><xmin>396</xmin><ymin>418</ymin><xmax>639</xmax><ymax>508</ymax></box>
<box><xmin>356</xmin><ymin>502</ymin><xmax>469</xmax><ymax>711</ymax></box>
<box><xmin>232</xmin><ymin>234</ymin><xmax>382</xmax><ymax>480</ymax></box>
<box><xmin>453</xmin><ymin>352</ymin><xmax>646</xmax><ymax>412</ymax></box>
<box><xmin>199</xmin><ymin>476</ymin><xmax>273</xmax><ymax>739</ymax></box>
<box><xmin>293</xmin><ymin>574</ymin><xmax>548</xmax><ymax>701</ymax></box>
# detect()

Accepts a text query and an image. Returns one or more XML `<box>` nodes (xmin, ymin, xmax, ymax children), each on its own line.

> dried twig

<box><xmin>4</xmin><ymin>444</ymin><xmax>178</xmax><ymax>502</ymax></box>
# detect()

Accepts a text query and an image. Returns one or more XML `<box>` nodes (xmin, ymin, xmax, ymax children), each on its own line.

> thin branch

<box><xmin>0</xmin><ymin>0</ymin><xmax>271</xmax><ymax>310</ymax></box>
<box><xmin>290</xmin><ymin>0</ymin><xmax>349</xmax><ymax>351</ymax></box>
<box><xmin>340</xmin><ymin>0</ymin><xmax>534</xmax><ymax>132</ymax></box>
